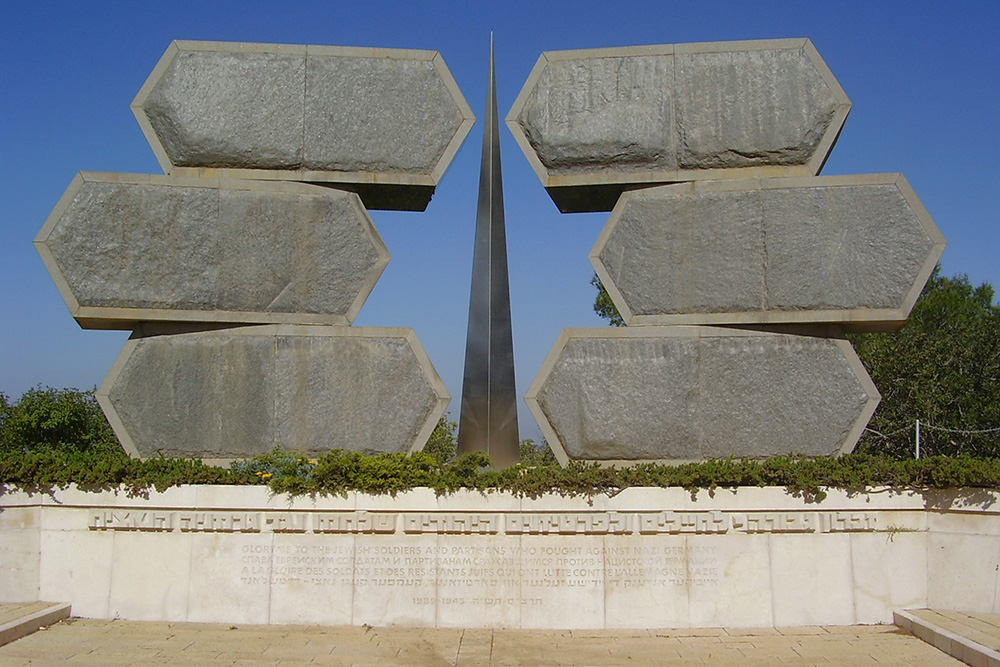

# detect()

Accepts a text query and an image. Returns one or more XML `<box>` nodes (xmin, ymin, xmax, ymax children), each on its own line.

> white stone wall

<box><xmin>1</xmin><ymin>486</ymin><xmax>996</xmax><ymax>628</ymax></box>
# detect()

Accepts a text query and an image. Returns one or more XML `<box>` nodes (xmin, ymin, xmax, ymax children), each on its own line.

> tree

<box><xmin>849</xmin><ymin>269</ymin><xmax>1000</xmax><ymax>458</ymax></box>
<box><xmin>519</xmin><ymin>438</ymin><xmax>558</xmax><ymax>466</ymax></box>
<box><xmin>423</xmin><ymin>414</ymin><xmax>459</xmax><ymax>465</ymax></box>
<box><xmin>593</xmin><ymin>268</ymin><xmax>1000</xmax><ymax>458</ymax></box>
<box><xmin>423</xmin><ymin>413</ymin><xmax>558</xmax><ymax>467</ymax></box>
<box><xmin>0</xmin><ymin>386</ymin><xmax>121</xmax><ymax>454</ymax></box>
<box><xmin>591</xmin><ymin>274</ymin><xmax>625</xmax><ymax>326</ymax></box>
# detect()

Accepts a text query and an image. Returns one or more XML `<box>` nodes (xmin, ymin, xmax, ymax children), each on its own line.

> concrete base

<box><xmin>2</xmin><ymin>485</ymin><xmax>996</xmax><ymax>629</ymax></box>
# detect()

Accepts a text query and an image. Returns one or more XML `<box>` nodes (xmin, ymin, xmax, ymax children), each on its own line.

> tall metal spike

<box><xmin>457</xmin><ymin>36</ymin><xmax>519</xmax><ymax>466</ymax></box>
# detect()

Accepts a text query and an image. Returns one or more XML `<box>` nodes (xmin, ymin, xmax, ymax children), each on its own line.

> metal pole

<box><xmin>915</xmin><ymin>419</ymin><xmax>921</xmax><ymax>459</ymax></box>
<box><xmin>457</xmin><ymin>36</ymin><xmax>520</xmax><ymax>467</ymax></box>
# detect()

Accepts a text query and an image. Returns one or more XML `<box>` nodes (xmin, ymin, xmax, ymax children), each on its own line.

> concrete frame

<box><xmin>506</xmin><ymin>38</ymin><xmax>851</xmax><ymax>212</ymax></box>
<box><xmin>590</xmin><ymin>173</ymin><xmax>946</xmax><ymax>331</ymax></box>
<box><xmin>35</xmin><ymin>172</ymin><xmax>389</xmax><ymax>329</ymax></box>
<box><xmin>525</xmin><ymin>326</ymin><xmax>879</xmax><ymax>466</ymax></box>
<box><xmin>132</xmin><ymin>41</ymin><xmax>475</xmax><ymax>211</ymax></box>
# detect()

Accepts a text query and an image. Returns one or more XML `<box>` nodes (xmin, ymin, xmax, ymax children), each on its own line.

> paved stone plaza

<box><xmin>0</xmin><ymin>608</ymin><xmax>974</xmax><ymax>666</ymax></box>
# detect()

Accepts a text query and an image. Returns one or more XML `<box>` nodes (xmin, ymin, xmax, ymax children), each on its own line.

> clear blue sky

<box><xmin>2</xmin><ymin>1</ymin><xmax>998</xmax><ymax>440</ymax></box>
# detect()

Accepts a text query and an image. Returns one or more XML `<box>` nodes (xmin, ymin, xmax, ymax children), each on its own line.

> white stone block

<box><xmin>0</xmin><ymin>506</ymin><xmax>40</xmax><ymax>602</ymax></box>
<box><xmin>360</xmin><ymin>488</ymin><xmax>442</xmax><ymax>512</ymax></box>
<box><xmin>850</xmin><ymin>532</ymin><xmax>927</xmax><ymax>624</ymax></box>
<box><xmin>267</xmin><ymin>534</ymin><xmax>355</xmax><ymax>625</ymax></box>
<box><xmin>351</xmin><ymin>533</ymin><xmax>438</xmax><ymax>627</ymax></box>
<box><xmin>187</xmin><ymin>533</ymin><xmax>275</xmax><ymax>623</ymax></box>
<box><xmin>603</xmin><ymin>534</ymin><xmax>690</xmax><ymax>628</ymax></box>
<box><xmin>687</xmin><ymin>534</ymin><xmax>773</xmax><ymax>628</ymax></box>
<box><xmin>38</xmin><ymin>530</ymin><xmax>114</xmax><ymax>619</ymax></box>
<box><xmin>930</xmin><ymin>511</ymin><xmax>1000</xmax><ymax>536</ymax></box>
<box><xmin>770</xmin><ymin>534</ymin><xmax>855</xmax><ymax>626</ymax></box>
<box><xmin>927</xmin><ymin>532</ymin><xmax>1000</xmax><ymax>613</ymax></box>
<box><xmin>516</xmin><ymin>535</ymin><xmax>605</xmax><ymax>629</ymax></box>
<box><xmin>435</xmin><ymin>490</ymin><xmax>522</xmax><ymax>513</ymax></box>
<box><xmin>108</xmin><ymin>531</ymin><xmax>193</xmax><ymax>621</ymax></box>
<box><xmin>433</xmin><ymin>534</ymin><xmax>523</xmax><ymax>628</ymax></box>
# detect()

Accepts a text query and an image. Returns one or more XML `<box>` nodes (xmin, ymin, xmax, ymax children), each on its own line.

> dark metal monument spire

<box><xmin>457</xmin><ymin>37</ymin><xmax>519</xmax><ymax>466</ymax></box>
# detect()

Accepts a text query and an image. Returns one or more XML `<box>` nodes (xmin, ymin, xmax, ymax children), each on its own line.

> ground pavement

<box><xmin>1</xmin><ymin>603</ymin><xmax>997</xmax><ymax>666</ymax></box>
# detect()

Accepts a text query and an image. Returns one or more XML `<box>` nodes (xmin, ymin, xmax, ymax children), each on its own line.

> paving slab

<box><xmin>0</xmin><ymin>617</ymin><xmax>964</xmax><ymax>666</ymax></box>
<box><xmin>133</xmin><ymin>41</ymin><xmax>474</xmax><ymax>211</ymax></box>
<box><xmin>526</xmin><ymin>326</ymin><xmax>878</xmax><ymax>464</ymax></box>
<box><xmin>36</xmin><ymin>173</ymin><xmax>388</xmax><ymax>329</ymax></box>
<box><xmin>98</xmin><ymin>325</ymin><xmax>449</xmax><ymax>459</ymax></box>
<box><xmin>591</xmin><ymin>174</ymin><xmax>945</xmax><ymax>331</ymax></box>
<box><xmin>507</xmin><ymin>38</ymin><xmax>850</xmax><ymax>212</ymax></box>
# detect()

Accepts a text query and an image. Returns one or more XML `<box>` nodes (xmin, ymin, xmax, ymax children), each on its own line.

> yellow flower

<box><xmin>262</xmin><ymin>473</ymin><xmax>272</xmax><ymax>479</ymax></box>
<box><xmin>308</xmin><ymin>460</ymin><xmax>317</xmax><ymax>465</ymax></box>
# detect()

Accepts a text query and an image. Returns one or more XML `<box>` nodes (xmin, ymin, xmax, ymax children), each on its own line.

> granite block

<box><xmin>507</xmin><ymin>39</ymin><xmax>850</xmax><ymax>212</ymax></box>
<box><xmin>133</xmin><ymin>41</ymin><xmax>474</xmax><ymax>210</ymax></box>
<box><xmin>97</xmin><ymin>325</ymin><xmax>449</xmax><ymax>459</ymax></box>
<box><xmin>526</xmin><ymin>326</ymin><xmax>878</xmax><ymax>464</ymax></box>
<box><xmin>35</xmin><ymin>173</ymin><xmax>388</xmax><ymax>329</ymax></box>
<box><xmin>592</xmin><ymin>174</ymin><xmax>945</xmax><ymax>331</ymax></box>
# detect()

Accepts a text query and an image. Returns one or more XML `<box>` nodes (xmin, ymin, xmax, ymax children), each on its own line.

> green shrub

<box><xmin>0</xmin><ymin>386</ymin><xmax>120</xmax><ymax>454</ymax></box>
<box><xmin>2</xmin><ymin>447</ymin><xmax>1000</xmax><ymax>501</ymax></box>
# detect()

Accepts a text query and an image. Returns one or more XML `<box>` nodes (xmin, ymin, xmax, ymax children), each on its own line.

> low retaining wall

<box><xmin>1</xmin><ymin>485</ymin><xmax>997</xmax><ymax>628</ymax></box>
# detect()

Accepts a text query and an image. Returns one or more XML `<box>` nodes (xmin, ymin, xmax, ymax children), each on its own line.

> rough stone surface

<box><xmin>513</xmin><ymin>53</ymin><xmax>677</xmax><ymax>175</ymax></box>
<box><xmin>592</xmin><ymin>174</ymin><xmax>945</xmax><ymax>331</ymax></box>
<box><xmin>302</xmin><ymin>55</ymin><xmax>465</xmax><ymax>174</ymax></box>
<box><xmin>132</xmin><ymin>41</ymin><xmax>474</xmax><ymax>210</ymax></box>
<box><xmin>673</xmin><ymin>47</ymin><xmax>840</xmax><ymax>170</ymax></box>
<box><xmin>507</xmin><ymin>39</ymin><xmax>850</xmax><ymax>212</ymax></box>
<box><xmin>97</xmin><ymin>326</ymin><xmax>449</xmax><ymax>459</ymax></box>
<box><xmin>35</xmin><ymin>173</ymin><xmax>388</xmax><ymax>328</ymax></box>
<box><xmin>525</xmin><ymin>327</ymin><xmax>878</xmax><ymax>464</ymax></box>
<box><xmin>141</xmin><ymin>48</ymin><xmax>306</xmax><ymax>170</ymax></box>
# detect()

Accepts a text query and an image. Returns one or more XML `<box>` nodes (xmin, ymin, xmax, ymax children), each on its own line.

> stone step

<box><xmin>895</xmin><ymin>608</ymin><xmax>1000</xmax><ymax>667</ymax></box>
<box><xmin>0</xmin><ymin>603</ymin><xmax>71</xmax><ymax>647</ymax></box>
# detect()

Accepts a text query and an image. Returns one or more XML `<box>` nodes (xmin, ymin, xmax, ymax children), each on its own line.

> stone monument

<box><xmin>35</xmin><ymin>41</ymin><xmax>474</xmax><ymax>458</ymax></box>
<box><xmin>17</xmin><ymin>37</ymin><xmax>986</xmax><ymax>635</ymax></box>
<box><xmin>511</xmin><ymin>39</ymin><xmax>945</xmax><ymax>464</ymax></box>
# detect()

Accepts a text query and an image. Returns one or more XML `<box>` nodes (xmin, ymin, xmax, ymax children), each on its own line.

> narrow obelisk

<box><xmin>457</xmin><ymin>37</ymin><xmax>519</xmax><ymax>466</ymax></box>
